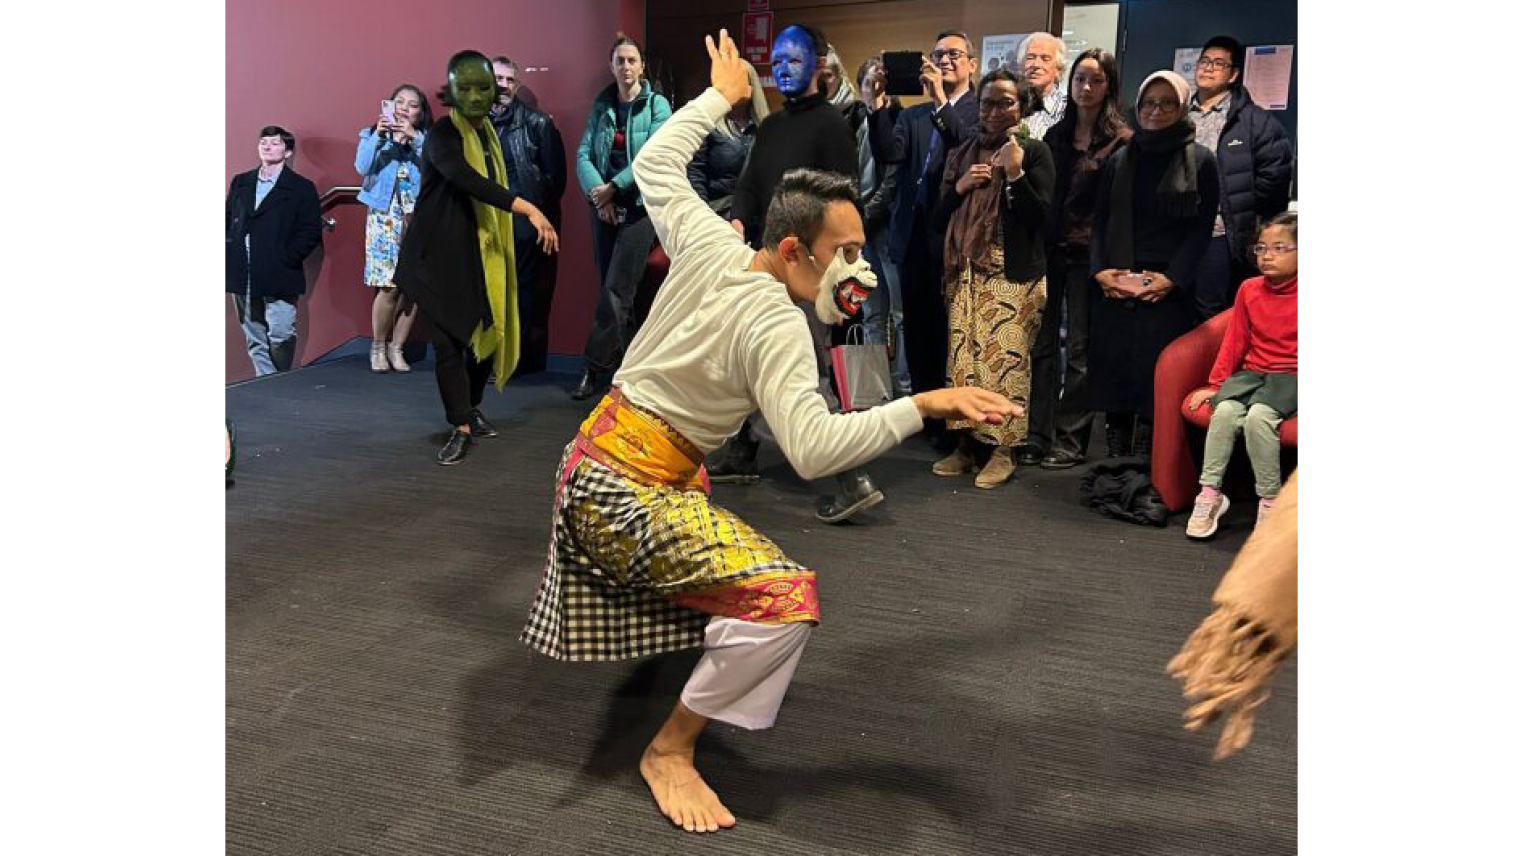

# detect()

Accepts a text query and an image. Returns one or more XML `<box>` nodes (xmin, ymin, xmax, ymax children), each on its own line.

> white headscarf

<box><xmin>1137</xmin><ymin>69</ymin><xmax>1191</xmax><ymax>113</ymax></box>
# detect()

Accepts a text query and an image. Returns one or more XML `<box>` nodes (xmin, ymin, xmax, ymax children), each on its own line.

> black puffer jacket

<box><xmin>687</xmin><ymin>122</ymin><xmax>755</xmax><ymax>204</ymax></box>
<box><xmin>1214</xmin><ymin>85</ymin><xmax>1293</xmax><ymax>265</ymax></box>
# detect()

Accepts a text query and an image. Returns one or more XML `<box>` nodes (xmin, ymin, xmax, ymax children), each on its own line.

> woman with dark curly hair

<box><xmin>931</xmin><ymin>69</ymin><xmax>1055</xmax><ymax>489</ymax></box>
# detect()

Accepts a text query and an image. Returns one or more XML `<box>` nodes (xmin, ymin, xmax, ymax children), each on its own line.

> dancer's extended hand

<box><xmin>913</xmin><ymin>387</ymin><xmax>1023</xmax><ymax>425</ymax></box>
<box><xmin>707</xmin><ymin>29</ymin><xmax>752</xmax><ymax>106</ymax></box>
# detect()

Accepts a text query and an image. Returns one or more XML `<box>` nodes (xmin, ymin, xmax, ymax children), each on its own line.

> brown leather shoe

<box><xmin>975</xmin><ymin>447</ymin><xmax>1016</xmax><ymax>489</ymax></box>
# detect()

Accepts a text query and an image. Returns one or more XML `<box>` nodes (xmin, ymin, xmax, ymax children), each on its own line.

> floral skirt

<box><xmin>363</xmin><ymin>186</ymin><xmax>410</xmax><ymax>288</ymax></box>
<box><xmin>945</xmin><ymin>257</ymin><xmax>1046</xmax><ymax>447</ymax></box>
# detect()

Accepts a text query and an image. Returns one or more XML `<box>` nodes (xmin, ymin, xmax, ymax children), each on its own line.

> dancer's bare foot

<box><xmin>640</xmin><ymin>745</ymin><xmax>737</xmax><ymax>833</ymax></box>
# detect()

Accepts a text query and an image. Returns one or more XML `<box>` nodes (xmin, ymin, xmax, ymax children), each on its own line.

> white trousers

<box><xmin>679</xmin><ymin>617</ymin><xmax>812</xmax><ymax>730</ymax></box>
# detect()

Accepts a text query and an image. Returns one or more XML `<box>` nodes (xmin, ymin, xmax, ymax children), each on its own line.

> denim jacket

<box><xmin>355</xmin><ymin>127</ymin><xmax>428</xmax><ymax>210</ymax></box>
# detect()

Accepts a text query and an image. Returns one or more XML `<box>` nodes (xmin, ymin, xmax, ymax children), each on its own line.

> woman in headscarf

<box><xmin>1087</xmin><ymin>70</ymin><xmax>1219</xmax><ymax>457</ymax></box>
<box><xmin>930</xmin><ymin>68</ymin><xmax>1055</xmax><ymax>488</ymax></box>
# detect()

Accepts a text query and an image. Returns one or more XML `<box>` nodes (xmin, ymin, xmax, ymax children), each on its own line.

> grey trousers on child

<box><xmin>1199</xmin><ymin>399</ymin><xmax>1285</xmax><ymax>497</ymax></box>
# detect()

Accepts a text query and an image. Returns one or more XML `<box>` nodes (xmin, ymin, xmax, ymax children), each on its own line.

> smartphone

<box><xmin>1115</xmin><ymin>272</ymin><xmax>1149</xmax><ymax>296</ymax></box>
<box><xmin>381</xmin><ymin>99</ymin><xmax>397</xmax><ymax>124</ymax></box>
<box><xmin>881</xmin><ymin>51</ymin><xmax>924</xmax><ymax>97</ymax></box>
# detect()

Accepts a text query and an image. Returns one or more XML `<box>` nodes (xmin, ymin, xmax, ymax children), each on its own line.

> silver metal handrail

<box><xmin>318</xmin><ymin>186</ymin><xmax>362</xmax><ymax>231</ymax></box>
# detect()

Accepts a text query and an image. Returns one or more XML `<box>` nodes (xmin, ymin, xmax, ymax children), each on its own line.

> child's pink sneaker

<box><xmin>1186</xmin><ymin>489</ymin><xmax>1230</xmax><ymax>539</ymax></box>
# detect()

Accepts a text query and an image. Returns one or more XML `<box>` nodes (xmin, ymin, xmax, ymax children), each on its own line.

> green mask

<box><xmin>448</xmin><ymin>56</ymin><xmax>496</xmax><ymax>123</ymax></box>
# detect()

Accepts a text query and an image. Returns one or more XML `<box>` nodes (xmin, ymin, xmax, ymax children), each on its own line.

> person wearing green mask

<box><xmin>394</xmin><ymin>50</ymin><xmax>560</xmax><ymax>466</ymax></box>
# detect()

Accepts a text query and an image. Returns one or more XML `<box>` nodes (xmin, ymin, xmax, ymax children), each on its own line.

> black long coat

<box><xmin>394</xmin><ymin>117</ymin><xmax>520</xmax><ymax>343</ymax></box>
<box><xmin>224</xmin><ymin>166</ymin><xmax>322</xmax><ymax>300</ymax></box>
<box><xmin>1086</xmin><ymin>142</ymin><xmax>1219</xmax><ymax>416</ymax></box>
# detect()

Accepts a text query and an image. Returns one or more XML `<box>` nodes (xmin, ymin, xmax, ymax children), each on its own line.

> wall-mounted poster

<box><xmin>981</xmin><ymin>34</ymin><xmax>1028</xmax><ymax>75</ymax></box>
<box><xmin>1173</xmin><ymin>47</ymin><xmax>1202</xmax><ymax>79</ymax></box>
<box><xmin>1244</xmin><ymin>45</ymin><xmax>1293</xmax><ymax>110</ymax></box>
<box><xmin>741</xmin><ymin>11</ymin><xmax>773</xmax><ymax>69</ymax></box>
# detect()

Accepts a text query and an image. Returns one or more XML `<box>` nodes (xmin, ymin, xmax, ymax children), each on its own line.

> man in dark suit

<box><xmin>225</xmin><ymin>125</ymin><xmax>323</xmax><ymax>376</ymax></box>
<box><xmin>868</xmin><ymin>30</ymin><xmax>979</xmax><ymax>418</ymax></box>
<box><xmin>491</xmin><ymin>55</ymin><xmax>568</xmax><ymax>375</ymax></box>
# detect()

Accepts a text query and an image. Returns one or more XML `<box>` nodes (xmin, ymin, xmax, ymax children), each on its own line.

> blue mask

<box><xmin>770</xmin><ymin>26</ymin><xmax>817</xmax><ymax>100</ymax></box>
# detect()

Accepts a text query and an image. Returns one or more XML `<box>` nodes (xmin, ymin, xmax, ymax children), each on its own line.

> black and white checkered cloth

<box><xmin>521</xmin><ymin>443</ymin><xmax>808</xmax><ymax>662</ymax></box>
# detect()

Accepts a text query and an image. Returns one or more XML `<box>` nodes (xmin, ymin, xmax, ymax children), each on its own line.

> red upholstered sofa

<box><xmin>1151</xmin><ymin>309</ymin><xmax>1298</xmax><ymax>512</ymax></box>
<box><xmin>632</xmin><ymin>244</ymin><xmax>670</xmax><ymax>328</ymax></box>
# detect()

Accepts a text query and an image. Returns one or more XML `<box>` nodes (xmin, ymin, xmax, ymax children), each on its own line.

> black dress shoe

<box><xmin>816</xmin><ymin>470</ymin><xmax>885</xmax><ymax>524</ymax></box>
<box><xmin>707</xmin><ymin>450</ymin><xmax>761</xmax><ymax>485</ymax></box>
<box><xmin>468</xmin><ymin>409</ymin><xmax>499</xmax><ymax>438</ymax></box>
<box><xmin>1039</xmin><ymin>448</ymin><xmax>1085</xmax><ymax>470</ymax></box>
<box><xmin>1016</xmin><ymin>446</ymin><xmax>1045</xmax><ymax>466</ymax></box>
<box><xmin>437</xmin><ymin>429</ymin><xmax>472</xmax><ymax>465</ymax></box>
<box><xmin>570</xmin><ymin>370</ymin><xmax>601</xmax><ymax>401</ymax></box>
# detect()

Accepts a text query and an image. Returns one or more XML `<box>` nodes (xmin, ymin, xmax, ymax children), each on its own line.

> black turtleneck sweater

<box><xmin>728</xmin><ymin>91</ymin><xmax>859</xmax><ymax>245</ymax></box>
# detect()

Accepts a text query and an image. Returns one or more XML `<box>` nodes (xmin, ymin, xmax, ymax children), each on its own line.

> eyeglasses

<box><xmin>1252</xmin><ymin>243</ymin><xmax>1298</xmax><ymax>256</ymax></box>
<box><xmin>978</xmin><ymin>97</ymin><xmax>1018</xmax><ymax>112</ymax></box>
<box><xmin>930</xmin><ymin>48</ymin><xmax>967</xmax><ymax>62</ymax></box>
<box><xmin>1138</xmin><ymin>99</ymin><xmax>1181</xmax><ymax>113</ymax></box>
<box><xmin>1197</xmin><ymin>57</ymin><xmax>1234</xmax><ymax>71</ymax></box>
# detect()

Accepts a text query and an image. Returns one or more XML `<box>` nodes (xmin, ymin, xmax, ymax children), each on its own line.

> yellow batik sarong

<box><xmin>520</xmin><ymin>388</ymin><xmax>820</xmax><ymax>662</ymax></box>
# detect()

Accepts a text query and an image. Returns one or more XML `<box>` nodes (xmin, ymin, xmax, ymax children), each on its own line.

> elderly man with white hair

<box><xmin>1017</xmin><ymin>31</ymin><xmax>1068</xmax><ymax>140</ymax></box>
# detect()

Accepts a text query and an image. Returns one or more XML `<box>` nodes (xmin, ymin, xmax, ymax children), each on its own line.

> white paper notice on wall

<box><xmin>1244</xmin><ymin>45</ymin><xmax>1294</xmax><ymax>110</ymax></box>
<box><xmin>1173</xmin><ymin>47</ymin><xmax>1201</xmax><ymax>79</ymax></box>
<box><xmin>981</xmin><ymin>34</ymin><xmax>1029</xmax><ymax>75</ymax></box>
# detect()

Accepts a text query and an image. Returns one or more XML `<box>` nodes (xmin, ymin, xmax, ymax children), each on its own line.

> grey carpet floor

<box><xmin>226</xmin><ymin>356</ymin><xmax>1295</xmax><ymax>855</ymax></box>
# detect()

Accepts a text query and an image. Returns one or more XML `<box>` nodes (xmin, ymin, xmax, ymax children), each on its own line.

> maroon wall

<box><xmin>226</xmin><ymin>0</ymin><xmax>647</xmax><ymax>382</ymax></box>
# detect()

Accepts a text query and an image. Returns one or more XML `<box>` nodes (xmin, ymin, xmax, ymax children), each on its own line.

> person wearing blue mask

<box><xmin>714</xmin><ymin>24</ymin><xmax>875</xmax><ymax>525</ymax></box>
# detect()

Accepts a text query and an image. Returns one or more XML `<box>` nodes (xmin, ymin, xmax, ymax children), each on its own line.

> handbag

<box><xmin>828</xmin><ymin>323</ymin><xmax>894</xmax><ymax>411</ymax></box>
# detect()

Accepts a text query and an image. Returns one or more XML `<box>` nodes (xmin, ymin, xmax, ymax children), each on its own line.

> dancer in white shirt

<box><xmin>521</xmin><ymin>30</ymin><xmax>1020</xmax><ymax>834</ymax></box>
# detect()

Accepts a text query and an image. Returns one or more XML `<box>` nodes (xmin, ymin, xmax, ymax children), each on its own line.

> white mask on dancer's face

<box><xmin>807</xmin><ymin>247</ymin><xmax>877</xmax><ymax>326</ymax></box>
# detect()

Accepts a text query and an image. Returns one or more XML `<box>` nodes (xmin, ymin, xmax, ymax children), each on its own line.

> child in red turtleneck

<box><xmin>1185</xmin><ymin>212</ymin><xmax>1298</xmax><ymax>539</ymax></box>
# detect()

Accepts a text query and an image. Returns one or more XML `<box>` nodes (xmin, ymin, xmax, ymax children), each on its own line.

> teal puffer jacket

<box><xmin>574</xmin><ymin>80</ymin><xmax>672</xmax><ymax>205</ymax></box>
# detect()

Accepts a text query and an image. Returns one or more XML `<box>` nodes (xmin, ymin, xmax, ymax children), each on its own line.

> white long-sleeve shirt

<box><xmin>618</xmin><ymin>87</ymin><xmax>923</xmax><ymax>481</ymax></box>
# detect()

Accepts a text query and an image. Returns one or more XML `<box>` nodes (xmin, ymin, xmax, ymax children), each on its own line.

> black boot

<box><xmin>570</xmin><ymin>369</ymin><xmax>602</xmax><ymax>401</ymax></box>
<box><xmin>708</xmin><ymin>428</ymin><xmax>761</xmax><ymax>484</ymax></box>
<box><xmin>437</xmin><ymin>429</ymin><xmax>472</xmax><ymax>465</ymax></box>
<box><xmin>1105</xmin><ymin>416</ymin><xmax>1134</xmax><ymax>459</ymax></box>
<box><xmin>1132</xmin><ymin>419</ymin><xmax>1153</xmax><ymax>458</ymax></box>
<box><xmin>815</xmin><ymin>469</ymin><xmax>885</xmax><ymax>524</ymax></box>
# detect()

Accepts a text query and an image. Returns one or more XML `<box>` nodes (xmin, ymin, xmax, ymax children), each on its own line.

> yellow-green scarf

<box><xmin>449</xmin><ymin>109</ymin><xmax>518</xmax><ymax>389</ymax></box>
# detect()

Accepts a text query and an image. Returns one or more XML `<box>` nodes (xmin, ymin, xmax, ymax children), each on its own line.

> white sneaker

<box><xmin>387</xmin><ymin>343</ymin><xmax>411</xmax><ymax>372</ymax></box>
<box><xmin>1186</xmin><ymin>490</ymin><xmax>1229</xmax><ymax>539</ymax></box>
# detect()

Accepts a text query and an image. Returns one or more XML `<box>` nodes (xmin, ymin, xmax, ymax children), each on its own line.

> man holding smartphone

<box><xmin>866</xmin><ymin>31</ymin><xmax>979</xmax><ymax>438</ymax></box>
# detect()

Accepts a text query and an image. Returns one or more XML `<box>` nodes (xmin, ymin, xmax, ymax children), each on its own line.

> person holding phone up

<box><xmin>356</xmin><ymin>84</ymin><xmax>432</xmax><ymax>373</ymax></box>
<box><xmin>1087</xmin><ymin>70</ymin><xmax>1219</xmax><ymax>458</ymax></box>
<box><xmin>864</xmin><ymin>31</ymin><xmax>980</xmax><ymax>442</ymax></box>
